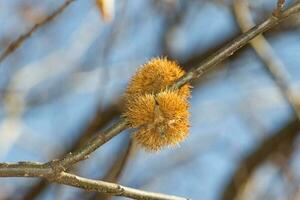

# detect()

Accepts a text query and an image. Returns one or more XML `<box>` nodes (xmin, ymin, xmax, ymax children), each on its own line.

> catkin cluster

<box><xmin>123</xmin><ymin>58</ymin><xmax>191</xmax><ymax>151</ymax></box>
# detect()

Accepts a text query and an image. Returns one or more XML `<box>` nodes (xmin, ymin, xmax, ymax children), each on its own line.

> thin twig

<box><xmin>55</xmin><ymin>1</ymin><xmax>300</xmax><ymax>172</ymax></box>
<box><xmin>22</xmin><ymin>100</ymin><xmax>121</xmax><ymax>200</ymax></box>
<box><xmin>231</xmin><ymin>1</ymin><xmax>300</xmax><ymax>198</ymax></box>
<box><xmin>22</xmin><ymin>101</ymin><xmax>121</xmax><ymax>200</ymax></box>
<box><xmin>233</xmin><ymin>0</ymin><xmax>300</xmax><ymax>119</ymax></box>
<box><xmin>50</xmin><ymin>118</ymin><xmax>129</xmax><ymax>169</ymax></box>
<box><xmin>0</xmin><ymin>0</ymin><xmax>76</xmax><ymax>64</ymax></box>
<box><xmin>0</xmin><ymin>2</ymin><xmax>300</xmax><ymax>200</ymax></box>
<box><xmin>171</xmin><ymin>1</ymin><xmax>300</xmax><ymax>89</ymax></box>
<box><xmin>0</xmin><ymin>162</ymin><xmax>187</xmax><ymax>200</ymax></box>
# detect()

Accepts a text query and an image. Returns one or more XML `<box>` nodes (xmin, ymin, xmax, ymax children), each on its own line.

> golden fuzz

<box><xmin>124</xmin><ymin>58</ymin><xmax>191</xmax><ymax>99</ymax></box>
<box><xmin>123</xmin><ymin>58</ymin><xmax>191</xmax><ymax>151</ymax></box>
<box><xmin>123</xmin><ymin>91</ymin><xmax>189</xmax><ymax>151</ymax></box>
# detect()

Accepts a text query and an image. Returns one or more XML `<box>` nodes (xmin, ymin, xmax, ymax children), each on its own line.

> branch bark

<box><xmin>1</xmin><ymin>2</ymin><xmax>300</xmax><ymax>199</ymax></box>
<box><xmin>0</xmin><ymin>162</ymin><xmax>187</xmax><ymax>200</ymax></box>
<box><xmin>221</xmin><ymin>1</ymin><xmax>300</xmax><ymax>199</ymax></box>
<box><xmin>233</xmin><ymin>0</ymin><xmax>300</xmax><ymax>119</ymax></box>
<box><xmin>172</xmin><ymin>1</ymin><xmax>300</xmax><ymax>89</ymax></box>
<box><xmin>22</xmin><ymin>101</ymin><xmax>121</xmax><ymax>200</ymax></box>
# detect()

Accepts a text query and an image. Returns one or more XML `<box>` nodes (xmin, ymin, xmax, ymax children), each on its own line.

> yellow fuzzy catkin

<box><xmin>123</xmin><ymin>91</ymin><xmax>189</xmax><ymax>151</ymax></box>
<box><xmin>124</xmin><ymin>57</ymin><xmax>191</xmax><ymax>100</ymax></box>
<box><xmin>123</xmin><ymin>58</ymin><xmax>191</xmax><ymax>151</ymax></box>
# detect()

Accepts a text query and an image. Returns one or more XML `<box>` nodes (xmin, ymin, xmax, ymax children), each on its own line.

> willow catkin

<box><xmin>123</xmin><ymin>58</ymin><xmax>191</xmax><ymax>151</ymax></box>
<box><xmin>123</xmin><ymin>91</ymin><xmax>189</xmax><ymax>151</ymax></box>
<box><xmin>125</xmin><ymin>57</ymin><xmax>191</xmax><ymax>99</ymax></box>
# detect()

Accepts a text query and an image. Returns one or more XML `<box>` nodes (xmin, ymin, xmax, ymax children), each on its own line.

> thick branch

<box><xmin>1</xmin><ymin>2</ymin><xmax>300</xmax><ymax>200</ymax></box>
<box><xmin>0</xmin><ymin>163</ymin><xmax>187</xmax><ymax>200</ymax></box>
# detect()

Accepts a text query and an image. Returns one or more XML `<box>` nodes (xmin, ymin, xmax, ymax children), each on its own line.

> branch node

<box><xmin>46</xmin><ymin>159</ymin><xmax>65</xmax><ymax>180</ymax></box>
<box><xmin>273</xmin><ymin>0</ymin><xmax>286</xmax><ymax>18</ymax></box>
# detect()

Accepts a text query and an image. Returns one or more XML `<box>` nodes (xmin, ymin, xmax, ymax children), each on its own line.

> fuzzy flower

<box><xmin>123</xmin><ymin>91</ymin><xmax>189</xmax><ymax>151</ymax></box>
<box><xmin>124</xmin><ymin>57</ymin><xmax>191</xmax><ymax>100</ymax></box>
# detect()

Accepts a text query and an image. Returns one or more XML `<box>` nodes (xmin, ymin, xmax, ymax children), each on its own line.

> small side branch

<box><xmin>273</xmin><ymin>0</ymin><xmax>286</xmax><ymax>17</ymax></box>
<box><xmin>1</xmin><ymin>1</ymin><xmax>300</xmax><ymax>200</ymax></box>
<box><xmin>233</xmin><ymin>0</ymin><xmax>300</xmax><ymax>119</ymax></box>
<box><xmin>172</xmin><ymin>1</ymin><xmax>300</xmax><ymax>89</ymax></box>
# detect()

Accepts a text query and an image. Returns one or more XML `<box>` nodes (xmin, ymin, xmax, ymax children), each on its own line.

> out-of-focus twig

<box><xmin>222</xmin><ymin>1</ymin><xmax>300</xmax><ymax>199</ymax></box>
<box><xmin>0</xmin><ymin>0</ymin><xmax>76</xmax><ymax>64</ymax></box>
<box><xmin>1</xmin><ymin>2</ymin><xmax>300</xmax><ymax>199</ymax></box>
<box><xmin>0</xmin><ymin>0</ymin><xmax>299</xmax><ymax>177</ymax></box>
<box><xmin>222</xmin><ymin>118</ymin><xmax>300</xmax><ymax>200</ymax></box>
<box><xmin>102</xmin><ymin>139</ymin><xmax>135</xmax><ymax>183</ymax></box>
<box><xmin>91</xmin><ymin>138</ymin><xmax>137</xmax><ymax>200</ymax></box>
<box><xmin>172</xmin><ymin>1</ymin><xmax>300</xmax><ymax>89</ymax></box>
<box><xmin>233</xmin><ymin>0</ymin><xmax>300</xmax><ymax>119</ymax></box>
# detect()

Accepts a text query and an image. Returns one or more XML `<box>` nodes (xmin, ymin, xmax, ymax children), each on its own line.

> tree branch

<box><xmin>172</xmin><ymin>1</ymin><xmax>300</xmax><ymax>89</ymax></box>
<box><xmin>233</xmin><ymin>0</ymin><xmax>300</xmax><ymax>119</ymax></box>
<box><xmin>22</xmin><ymin>101</ymin><xmax>121</xmax><ymax>200</ymax></box>
<box><xmin>50</xmin><ymin>118</ymin><xmax>128</xmax><ymax>170</ymax></box>
<box><xmin>221</xmin><ymin>1</ymin><xmax>300</xmax><ymax>199</ymax></box>
<box><xmin>51</xmin><ymin>0</ymin><xmax>300</xmax><ymax>173</ymax></box>
<box><xmin>0</xmin><ymin>0</ymin><xmax>76</xmax><ymax>64</ymax></box>
<box><xmin>0</xmin><ymin>162</ymin><xmax>187</xmax><ymax>200</ymax></box>
<box><xmin>1</xmin><ymin>2</ymin><xmax>300</xmax><ymax>199</ymax></box>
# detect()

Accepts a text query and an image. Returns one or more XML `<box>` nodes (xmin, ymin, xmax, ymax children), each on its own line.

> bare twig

<box><xmin>172</xmin><ymin>1</ymin><xmax>300</xmax><ymax>90</ymax></box>
<box><xmin>0</xmin><ymin>162</ymin><xmax>187</xmax><ymax>200</ymax></box>
<box><xmin>233</xmin><ymin>0</ymin><xmax>300</xmax><ymax>118</ymax></box>
<box><xmin>222</xmin><ymin>1</ymin><xmax>300</xmax><ymax>199</ymax></box>
<box><xmin>1</xmin><ymin>2</ymin><xmax>300</xmax><ymax>199</ymax></box>
<box><xmin>50</xmin><ymin>118</ymin><xmax>129</xmax><ymax>170</ymax></box>
<box><xmin>53</xmin><ymin>0</ymin><xmax>300</xmax><ymax>171</ymax></box>
<box><xmin>0</xmin><ymin>0</ymin><xmax>76</xmax><ymax>63</ymax></box>
<box><xmin>22</xmin><ymin>101</ymin><xmax>121</xmax><ymax>200</ymax></box>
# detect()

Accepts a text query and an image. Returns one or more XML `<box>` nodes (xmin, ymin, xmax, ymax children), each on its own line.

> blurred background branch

<box><xmin>1</xmin><ymin>0</ymin><xmax>300</xmax><ymax>199</ymax></box>
<box><xmin>0</xmin><ymin>0</ymin><xmax>77</xmax><ymax>63</ymax></box>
